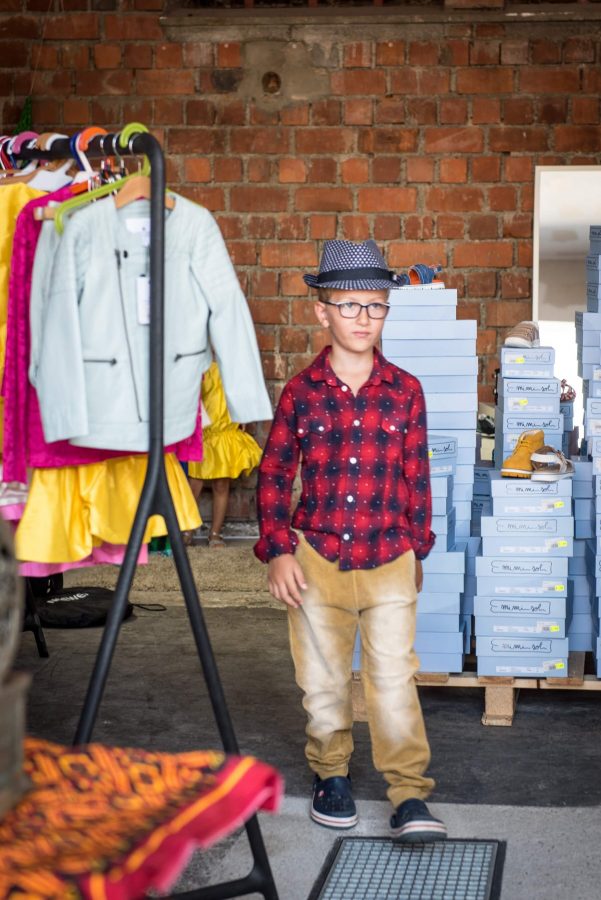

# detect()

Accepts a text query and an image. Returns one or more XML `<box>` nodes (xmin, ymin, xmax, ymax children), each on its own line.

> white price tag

<box><xmin>137</xmin><ymin>276</ymin><xmax>150</xmax><ymax>325</ymax></box>
<box><xmin>126</xmin><ymin>217</ymin><xmax>151</xmax><ymax>247</ymax></box>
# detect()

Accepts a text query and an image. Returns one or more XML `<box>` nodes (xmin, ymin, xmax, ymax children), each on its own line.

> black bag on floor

<box><xmin>34</xmin><ymin>586</ymin><xmax>133</xmax><ymax>628</ymax></box>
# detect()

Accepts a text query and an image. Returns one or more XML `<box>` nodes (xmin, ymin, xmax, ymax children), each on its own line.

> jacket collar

<box><xmin>308</xmin><ymin>346</ymin><xmax>395</xmax><ymax>387</ymax></box>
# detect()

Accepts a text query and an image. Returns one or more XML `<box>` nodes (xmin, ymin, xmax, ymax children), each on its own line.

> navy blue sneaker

<box><xmin>310</xmin><ymin>775</ymin><xmax>358</xmax><ymax>829</ymax></box>
<box><xmin>390</xmin><ymin>799</ymin><xmax>447</xmax><ymax>843</ymax></box>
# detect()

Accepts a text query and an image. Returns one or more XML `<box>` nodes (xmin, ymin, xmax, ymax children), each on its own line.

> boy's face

<box><xmin>314</xmin><ymin>288</ymin><xmax>389</xmax><ymax>355</ymax></box>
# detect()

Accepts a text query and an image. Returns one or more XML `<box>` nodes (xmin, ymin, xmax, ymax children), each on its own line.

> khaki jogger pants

<box><xmin>288</xmin><ymin>535</ymin><xmax>435</xmax><ymax>808</ymax></box>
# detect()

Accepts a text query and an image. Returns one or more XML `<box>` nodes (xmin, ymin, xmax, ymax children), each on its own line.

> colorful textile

<box><xmin>0</xmin><ymin>737</ymin><xmax>282</xmax><ymax>900</ymax></box>
<box><xmin>188</xmin><ymin>362</ymin><xmax>262</xmax><ymax>481</ymax></box>
<box><xmin>255</xmin><ymin>346</ymin><xmax>434</xmax><ymax>570</ymax></box>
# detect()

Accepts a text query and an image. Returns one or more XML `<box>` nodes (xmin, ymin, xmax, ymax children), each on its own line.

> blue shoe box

<box><xmin>428</xmin><ymin>412</ymin><xmax>477</xmax><ymax>431</ymax></box>
<box><xmin>455</xmin><ymin>465</ymin><xmax>476</xmax><ymax>485</ymax></box>
<box><xmin>497</xmin><ymin>432</ymin><xmax>563</xmax><ymax>456</ymax></box>
<box><xmin>569</xmin><ymin>613</ymin><xmax>595</xmax><ymax>634</ymax></box>
<box><xmin>577</xmin><ymin>345</ymin><xmax>600</xmax><ymax>365</ymax></box>
<box><xmin>420</xmin><ymin>375</ymin><xmax>478</xmax><ymax>394</ymax></box>
<box><xmin>456</xmin><ymin>521</ymin><xmax>471</xmax><ymax>539</ymax></box>
<box><xmin>498</xmin><ymin>376</ymin><xmax>560</xmax><ymax>398</ymax></box>
<box><xmin>568</xmin><ymin>633</ymin><xmax>594</xmax><ymax>652</ymax></box>
<box><xmin>489</xmin><ymin>471</ymin><xmax>572</xmax><ymax>497</ymax></box>
<box><xmin>476</xmin><ymin>655</ymin><xmax>567</xmax><ymax>678</ymax></box>
<box><xmin>430</xmin><ymin>531</ymin><xmax>457</xmax><ymax>553</ymax></box>
<box><xmin>422</xmin><ymin>571</ymin><xmax>464</xmax><ymax>593</ymax></box>
<box><xmin>383</xmin><ymin>339</ymin><xmax>475</xmax><ymax>358</ymax></box>
<box><xmin>474</xmin><ymin>465</ymin><xmax>492</xmax><ymax>495</ymax></box>
<box><xmin>418</xmin><ymin>593</ymin><xmax>462</xmax><ymax>614</ymax></box>
<box><xmin>475</xmin><ymin>555</ymin><xmax>568</xmax><ymax>577</ymax></box>
<box><xmin>475</xmin><ymin>616</ymin><xmax>566</xmax><ymax>638</ymax></box>
<box><xmin>415</xmin><ymin>631</ymin><xmax>465</xmax><ymax>654</ymax></box>
<box><xmin>500</xmin><ymin>346</ymin><xmax>555</xmax><ymax>379</ymax></box>
<box><xmin>568</xmin><ymin>556</ymin><xmax>588</xmax><ymax>575</ymax></box>
<box><xmin>476</xmin><ymin>575</ymin><xmax>567</xmax><ymax>597</ymax></box>
<box><xmin>428</xmin><ymin>434</ymin><xmax>457</xmax><ymax>469</ymax></box>
<box><xmin>492</xmin><ymin>494</ymin><xmax>571</xmax><ymax>517</ymax></box>
<box><xmin>481</xmin><ymin>535</ymin><xmax>573</xmax><ymax>556</ymax></box>
<box><xmin>418</xmin><ymin>653</ymin><xmax>465</xmax><ymax>674</ymax></box>
<box><xmin>390</xmin><ymin>286</ymin><xmax>458</xmax><ymax>307</ymax></box>
<box><xmin>573</xmin><ymin>480</ymin><xmax>593</xmax><ymax>499</ymax></box>
<box><xmin>431</xmin><ymin>474</ymin><xmax>453</xmax><ymax>497</ymax></box>
<box><xmin>454</xmin><ymin>501</ymin><xmax>472</xmax><ymax>521</ymax></box>
<box><xmin>384</xmin><ymin>320</ymin><xmax>477</xmax><ymax>341</ymax></box>
<box><xmin>442</xmin><ymin>429</ymin><xmax>478</xmax><ymax>448</ymax></box>
<box><xmin>575</xmin><ymin>499</ymin><xmax>594</xmax><ymax>519</ymax></box>
<box><xmin>457</xmin><ymin>447</ymin><xmax>477</xmax><ymax>466</ymax></box>
<box><xmin>461</xmin><ymin>615</ymin><xmax>472</xmax><ymax>653</ymax></box>
<box><xmin>432</xmin><ymin>494</ymin><xmax>452</xmax><ymax>516</ymax></box>
<box><xmin>388</xmin><ymin>305</ymin><xmax>457</xmax><ymax>322</ymax></box>
<box><xmin>498</xmin><ymin>395</ymin><xmax>560</xmax><ymax>415</ymax></box>
<box><xmin>426</xmin><ymin>393</ymin><xmax>478</xmax><ymax>413</ymax></box>
<box><xmin>480</xmin><ymin>515</ymin><xmax>574</xmax><ymax>537</ymax></box>
<box><xmin>432</xmin><ymin>508</ymin><xmax>456</xmax><ymax>535</ymax></box>
<box><xmin>576</xmin><ymin>520</ymin><xmax>594</xmax><ymax>539</ymax></box>
<box><xmin>501</xmin><ymin>412</ymin><xmax>563</xmax><ymax>435</ymax></box>
<box><xmin>417</xmin><ymin>613</ymin><xmax>462</xmax><ymax>632</ymax></box>
<box><xmin>474</xmin><ymin>595</ymin><xmax>569</xmax><ymax>618</ymax></box>
<box><xmin>476</xmin><ymin>635</ymin><xmax>569</xmax><ymax>657</ymax></box>
<box><xmin>422</xmin><ymin>549</ymin><xmax>466</xmax><ymax>574</ymax></box>
<box><xmin>454</xmin><ymin>483</ymin><xmax>475</xmax><ymax>503</ymax></box>
<box><xmin>391</xmin><ymin>356</ymin><xmax>478</xmax><ymax>378</ymax></box>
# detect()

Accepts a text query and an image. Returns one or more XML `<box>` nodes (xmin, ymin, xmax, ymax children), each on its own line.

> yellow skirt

<box><xmin>15</xmin><ymin>454</ymin><xmax>201</xmax><ymax>564</ymax></box>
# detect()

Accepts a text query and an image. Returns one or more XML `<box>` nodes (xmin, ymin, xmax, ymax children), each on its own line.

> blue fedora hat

<box><xmin>303</xmin><ymin>239</ymin><xmax>402</xmax><ymax>291</ymax></box>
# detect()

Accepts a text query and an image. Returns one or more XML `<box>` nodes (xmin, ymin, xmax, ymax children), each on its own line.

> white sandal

<box><xmin>530</xmin><ymin>446</ymin><xmax>574</xmax><ymax>482</ymax></box>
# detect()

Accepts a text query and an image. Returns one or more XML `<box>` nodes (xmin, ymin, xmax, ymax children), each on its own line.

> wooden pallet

<box><xmin>351</xmin><ymin>652</ymin><xmax>601</xmax><ymax>727</ymax></box>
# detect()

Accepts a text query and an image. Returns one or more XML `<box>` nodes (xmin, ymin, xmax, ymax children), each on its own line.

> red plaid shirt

<box><xmin>254</xmin><ymin>347</ymin><xmax>435</xmax><ymax>571</ymax></box>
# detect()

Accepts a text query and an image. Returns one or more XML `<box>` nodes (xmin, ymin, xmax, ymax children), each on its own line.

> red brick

<box><xmin>500</xmin><ymin>41</ymin><xmax>528</xmax><ymax>65</ymax></box>
<box><xmin>357</xmin><ymin>187</ymin><xmax>415</xmax><ymax>213</ymax></box>
<box><xmin>404</xmin><ymin>216</ymin><xmax>433</xmax><ymax>241</ymax></box>
<box><xmin>304</xmin><ymin>159</ymin><xmax>335</xmax><ymax>183</ymax></box>
<box><xmin>486</xmin><ymin>298</ymin><xmax>532</xmax><ymax>326</ymax></box>
<box><xmin>228</xmin><ymin>242</ymin><xmax>257</xmax><ymax>267</ymax></box>
<box><xmin>247</xmin><ymin>217</ymin><xmax>276</xmax><ymax>239</ymax></box>
<box><xmin>440</xmin><ymin>98</ymin><xmax>468</xmax><ymax>124</ymax></box>
<box><xmin>417</xmin><ymin>70</ymin><xmax>450</xmax><ymax>96</ymax></box>
<box><xmin>45</xmin><ymin>12</ymin><xmax>98</xmax><ymax>39</ymax></box>
<box><xmin>248</xmin><ymin>299</ymin><xmax>288</xmax><ymax>325</ymax></box>
<box><xmin>61</xmin><ymin>44</ymin><xmax>89</xmax><ymax>69</ymax></box>
<box><xmin>217</xmin><ymin>42</ymin><xmax>242</xmax><ymax>67</ymax></box>
<box><xmin>374</xmin><ymin>216</ymin><xmax>401</xmax><ymax>240</ymax></box>
<box><xmin>184</xmin><ymin>158</ymin><xmax>211</xmax><ymax>182</ymax></box>
<box><xmin>440</xmin><ymin>158</ymin><xmax>468</xmax><ymax>184</ymax></box>
<box><xmin>30</xmin><ymin>98</ymin><xmax>60</xmax><ymax>127</ymax></box>
<box><xmin>254</xmin><ymin>272</ymin><xmax>278</xmax><ymax>297</ymax></box>
<box><xmin>388</xmin><ymin>242</ymin><xmax>447</xmax><ymax>267</ymax></box>
<box><xmin>517</xmin><ymin>242</ymin><xmax>533</xmax><ymax>267</ymax></box>
<box><xmin>310</xmin><ymin>215</ymin><xmax>337</xmax><ymax>239</ymax></box>
<box><xmin>539</xmin><ymin>98</ymin><xmax>569</xmax><ymax>124</ymax></box>
<box><xmin>137</xmin><ymin>69</ymin><xmax>194</xmax><ymax>95</ymax></box>
<box><xmin>520</xmin><ymin>68</ymin><xmax>580</xmax><ymax>93</ymax></box>
<box><xmin>295</xmin><ymin>128</ymin><xmax>354</xmax><ymax>155</ymax></box>
<box><xmin>280</xmin><ymin>327</ymin><xmax>309</xmax><ymax>353</ymax></box>
<box><xmin>469</xmin><ymin>41</ymin><xmax>500</xmax><ymax>66</ymax></box>
<box><xmin>424</xmin><ymin>126</ymin><xmax>483</xmax><ymax>154</ymax></box>
<box><xmin>75</xmin><ymin>70</ymin><xmax>130</xmax><ymax>95</ymax></box>
<box><xmin>406</xmin><ymin>98</ymin><xmax>437</xmax><ymax>126</ymax></box>
<box><xmin>214</xmin><ymin>216</ymin><xmax>242</xmax><ymax>240</ymax></box>
<box><xmin>503</xmin><ymin>98</ymin><xmax>534</xmax><ymax>125</ymax></box>
<box><xmin>472</xmin><ymin>156</ymin><xmax>501</xmax><ymax>182</ymax></box>
<box><xmin>503</xmin><ymin>213</ymin><xmax>532</xmax><ymax>239</ymax></box>
<box><xmin>231</xmin><ymin>187</ymin><xmax>288</xmax><ymax>213</ymax></box>
<box><xmin>375</xmin><ymin>99</ymin><xmax>405</xmax><ymax>125</ymax></box>
<box><xmin>373</xmin><ymin>157</ymin><xmax>401</xmax><ymax>183</ymax></box>
<box><xmin>247</xmin><ymin>158</ymin><xmax>272</xmax><ymax>182</ymax></box>
<box><xmin>277</xmin><ymin>159</ymin><xmax>306</xmax><ymax>183</ymax></box>
<box><xmin>521</xmin><ymin>184</ymin><xmax>534</xmax><ymax>212</ymax></box>
<box><xmin>477</xmin><ymin>328</ymin><xmax>498</xmax><ymax>357</ymax></box>
<box><xmin>330</xmin><ymin>70</ymin><xmax>386</xmax><ymax>95</ymax></box>
<box><xmin>468</xmin><ymin>215</ymin><xmax>498</xmax><ymax>240</ymax></box>
<box><xmin>281</xmin><ymin>273</ymin><xmax>308</xmax><ymax>296</ymax></box>
<box><xmin>185</xmin><ymin>100</ymin><xmax>215</xmax><ymax>126</ymax></box>
<box><xmin>256</xmin><ymin>328</ymin><xmax>276</xmax><ymax>352</ymax></box>
<box><xmin>488</xmin><ymin>185</ymin><xmax>517</xmax><ymax>210</ymax></box>
<box><xmin>341</xmin><ymin>158</ymin><xmax>369</xmax><ymax>183</ymax></box>
<box><xmin>442</xmin><ymin>39</ymin><xmax>469</xmax><ymax>66</ymax></box>
<box><xmin>310</xmin><ymin>332</ymin><xmax>330</xmax><ymax>355</ymax></box>
<box><xmin>215</xmin><ymin>101</ymin><xmax>246</xmax><ymax>126</ymax></box>
<box><xmin>408</xmin><ymin>41</ymin><xmax>440</xmax><ymax>66</ymax></box>
<box><xmin>292</xmin><ymin>298</ymin><xmax>321</xmax><ymax>326</ymax></box>
<box><xmin>0</xmin><ymin>15</ymin><xmax>39</xmax><ymax>38</ymax></box>
<box><xmin>437</xmin><ymin>215</ymin><xmax>465</xmax><ymax>239</ymax></box>
<box><xmin>250</xmin><ymin>105</ymin><xmax>278</xmax><ymax>126</ymax></box>
<box><xmin>281</xmin><ymin>104</ymin><xmax>310</xmax><ymax>125</ymax></box>
<box><xmin>358</xmin><ymin>128</ymin><xmax>417</xmax><ymax>154</ymax></box>
<box><xmin>279</xmin><ymin>215</ymin><xmax>306</xmax><ymax>240</ymax></box>
<box><xmin>123</xmin><ymin>44</ymin><xmax>152</xmax><ymax>68</ymax></box>
<box><xmin>63</xmin><ymin>98</ymin><xmax>89</xmax><ymax>125</ymax></box>
<box><xmin>530</xmin><ymin>39</ymin><xmax>561</xmax><ymax>65</ymax></box>
<box><xmin>426</xmin><ymin>187</ymin><xmax>484</xmax><ymax>213</ymax></box>
<box><xmin>474</xmin><ymin>24</ymin><xmax>504</xmax><ymax>38</ymax></box>
<box><xmin>341</xmin><ymin>216</ymin><xmax>370</xmax><ymax>241</ymax></box>
<box><xmin>31</xmin><ymin>45</ymin><xmax>58</xmax><ymax>69</ymax></box>
<box><xmin>262</xmin><ymin>352</ymin><xmax>287</xmax><ymax>382</ymax></box>
<box><xmin>406</xmin><ymin>158</ymin><xmax>434</xmax><ymax>183</ymax></box>
<box><xmin>182</xmin><ymin>42</ymin><xmax>212</xmax><ymax>68</ymax></box>
<box><xmin>296</xmin><ymin>187</ymin><xmax>353</xmax><ymax>212</ymax></box>
<box><xmin>456</xmin><ymin>69</ymin><xmax>513</xmax><ymax>94</ymax></box>
<box><xmin>504</xmin><ymin>156</ymin><xmax>533</xmax><ymax>182</ymax></box>
<box><xmin>260</xmin><ymin>243</ymin><xmax>318</xmax><ymax>267</ymax></box>
<box><xmin>209</xmin><ymin>157</ymin><xmax>239</xmax><ymax>183</ymax></box>
<box><xmin>389</xmin><ymin>69</ymin><xmax>418</xmax><ymax>94</ymax></box>
<box><xmin>0</xmin><ymin>42</ymin><xmax>28</xmax><ymax>67</ymax></box>
<box><xmin>122</xmin><ymin>98</ymin><xmax>153</xmax><ymax>123</ymax></box>
<box><xmin>454</xmin><ymin>241</ymin><xmax>513</xmax><ymax>267</ymax></box>
<box><xmin>563</xmin><ymin>38</ymin><xmax>595</xmax><ymax>63</ymax></box>
<box><xmin>472</xmin><ymin>98</ymin><xmax>501</xmax><ymax>124</ymax></box>
<box><xmin>155</xmin><ymin>43</ymin><xmax>183</xmax><ymax>69</ymax></box>
<box><xmin>573</xmin><ymin>98</ymin><xmax>600</xmax><ymax>125</ymax></box>
<box><xmin>311</xmin><ymin>99</ymin><xmax>341</xmax><ymax>126</ymax></box>
<box><xmin>343</xmin><ymin>42</ymin><xmax>372</xmax><ymax>68</ymax></box>
<box><xmin>231</xmin><ymin>128</ymin><xmax>289</xmax><ymax>154</ymax></box>
<box><xmin>456</xmin><ymin>301</ymin><xmax>481</xmax><ymax>322</ymax></box>
<box><xmin>168</xmin><ymin>129</ymin><xmax>226</xmax><ymax>154</ymax></box>
<box><xmin>344</xmin><ymin>99</ymin><xmax>373</xmax><ymax>125</ymax></box>
<box><xmin>94</xmin><ymin>44</ymin><xmax>121</xmax><ymax>69</ymax></box>
<box><xmin>468</xmin><ymin>272</ymin><xmax>497</xmax><ymax>299</ymax></box>
<box><xmin>104</xmin><ymin>14</ymin><xmax>162</xmax><ymax>40</ymax></box>
<box><xmin>375</xmin><ymin>41</ymin><xmax>406</xmax><ymax>66</ymax></box>
<box><xmin>179</xmin><ymin>187</ymin><xmax>224</xmax><ymax>211</ymax></box>
<box><xmin>501</xmin><ymin>273</ymin><xmax>530</xmax><ymax>300</ymax></box>
<box><xmin>555</xmin><ymin>126</ymin><xmax>601</xmax><ymax>152</ymax></box>
<box><xmin>489</xmin><ymin>127</ymin><xmax>548</xmax><ymax>152</ymax></box>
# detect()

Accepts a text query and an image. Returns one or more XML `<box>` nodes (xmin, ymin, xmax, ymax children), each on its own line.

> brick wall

<box><xmin>1</xmin><ymin>1</ymin><xmax>600</xmax><ymax>518</ymax></box>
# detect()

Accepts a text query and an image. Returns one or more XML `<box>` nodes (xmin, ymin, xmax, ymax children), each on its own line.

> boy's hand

<box><xmin>415</xmin><ymin>559</ymin><xmax>423</xmax><ymax>594</ymax></box>
<box><xmin>267</xmin><ymin>554</ymin><xmax>307</xmax><ymax>609</ymax></box>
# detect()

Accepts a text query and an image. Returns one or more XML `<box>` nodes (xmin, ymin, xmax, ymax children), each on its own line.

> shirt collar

<box><xmin>308</xmin><ymin>347</ymin><xmax>395</xmax><ymax>387</ymax></box>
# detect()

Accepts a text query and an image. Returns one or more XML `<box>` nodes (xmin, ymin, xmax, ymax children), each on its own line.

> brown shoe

<box><xmin>504</xmin><ymin>321</ymin><xmax>540</xmax><ymax>349</ymax></box>
<box><xmin>531</xmin><ymin>447</ymin><xmax>575</xmax><ymax>482</ymax></box>
<box><xmin>501</xmin><ymin>429</ymin><xmax>545</xmax><ymax>478</ymax></box>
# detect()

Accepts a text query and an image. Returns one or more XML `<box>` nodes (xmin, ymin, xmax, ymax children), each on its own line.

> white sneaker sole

<box><xmin>310</xmin><ymin>807</ymin><xmax>358</xmax><ymax>829</ymax></box>
<box><xmin>531</xmin><ymin>471</ymin><xmax>573</xmax><ymax>482</ymax></box>
<box><xmin>390</xmin><ymin>820</ymin><xmax>448</xmax><ymax>842</ymax></box>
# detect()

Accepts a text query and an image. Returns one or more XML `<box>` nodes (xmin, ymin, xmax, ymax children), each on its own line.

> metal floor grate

<box><xmin>309</xmin><ymin>839</ymin><xmax>505</xmax><ymax>900</ymax></box>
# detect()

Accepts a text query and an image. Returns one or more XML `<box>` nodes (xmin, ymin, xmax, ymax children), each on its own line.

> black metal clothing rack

<box><xmin>17</xmin><ymin>132</ymin><xmax>279</xmax><ymax>900</ymax></box>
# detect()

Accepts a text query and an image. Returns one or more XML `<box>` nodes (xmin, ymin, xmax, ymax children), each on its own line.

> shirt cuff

<box><xmin>254</xmin><ymin>528</ymin><xmax>299</xmax><ymax>563</ymax></box>
<box><xmin>412</xmin><ymin>529</ymin><xmax>436</xmax><ymax>561</ymax></box>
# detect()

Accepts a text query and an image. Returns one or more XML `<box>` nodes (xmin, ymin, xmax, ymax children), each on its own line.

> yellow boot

<box><xmin>501</xmin><ymin>429</ymin><xmax>545</xmax><ymax>478</ymax></box>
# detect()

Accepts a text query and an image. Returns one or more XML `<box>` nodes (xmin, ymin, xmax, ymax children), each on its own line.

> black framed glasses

<box><xmin>321</xmin><ymin>300</ymin><xmax>391</xmax><ymax>319</ymax></box>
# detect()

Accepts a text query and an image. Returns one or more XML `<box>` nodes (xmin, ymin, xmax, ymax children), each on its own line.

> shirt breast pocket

<box><xmin>296</xmin><ymin>415</ymin><xmax>333</xmax><ymax>458</ymax></box>
<box><xmin>380</xmin><ymin>416</ymin><xmax>405</xmax><ymax>461</ymax></box>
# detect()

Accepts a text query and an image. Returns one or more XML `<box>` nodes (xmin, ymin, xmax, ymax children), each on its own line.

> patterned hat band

<box><xmin>316</xmin><ymin>266</ymin><xmax>398</xmax><ymax>285</ymax></box>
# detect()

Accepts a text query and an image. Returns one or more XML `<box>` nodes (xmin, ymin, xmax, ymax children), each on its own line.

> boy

<box><xmin>254</xmin><ymin>240</ymin><xmax>446</xmax><ymax>842</ymax></box>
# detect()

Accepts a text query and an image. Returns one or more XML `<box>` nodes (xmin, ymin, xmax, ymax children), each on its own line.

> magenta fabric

<box><xmin>3</xmin><ymin>191</ymin><xmax>201</xmax><ymax>484</ymax></box>
<box><xmin>18</xmin><ymin>542</ymin><xmax>148</xmax><ymax>577</ymax></box>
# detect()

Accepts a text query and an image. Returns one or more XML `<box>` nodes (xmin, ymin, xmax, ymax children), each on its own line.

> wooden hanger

<box><xmin>114</xmin><ymin>174</ymin><xmax>175</xmax><ymax>210</ymax></box>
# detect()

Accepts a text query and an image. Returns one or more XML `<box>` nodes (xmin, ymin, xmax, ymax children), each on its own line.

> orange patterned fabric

<box><xmin>0</xmin><ymin>738</ymin><xmax>282</xmax><ymax>900</ymax></box>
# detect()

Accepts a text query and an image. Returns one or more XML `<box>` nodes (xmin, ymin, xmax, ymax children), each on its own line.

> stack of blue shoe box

<box><xmin>570</xmin><ymin>459</ymin><xmax>595</xmax><ymax>652</ymax></box>
<box><xmin>475</xmin><ymin>471</ymin><xmax>572</xmax><ymax>678</ymax></box>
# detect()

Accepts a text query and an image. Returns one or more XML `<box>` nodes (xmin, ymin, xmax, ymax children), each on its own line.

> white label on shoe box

<box><xmin>502</xmin><ymin>413</ymin><xmax>563</xmax><ymax>433</ymax></box>
<box><xmin>489</xmin><ymin>472</ymin><xmax>572</xmax><ymax>497</ymax></box>
<box><xmin>492</xmin><ymin>496</ymin><xmax>570</xmax><ymax>516</ymax></box>
<box><xmin>480</xmin><ymin>515</ymin><xmax>574</xmax><ymax>536</ymax></box>
<box><xmin>499</xmin><ymin>377</ymin><xmax>560</xmax><ymax>397</ymax></box>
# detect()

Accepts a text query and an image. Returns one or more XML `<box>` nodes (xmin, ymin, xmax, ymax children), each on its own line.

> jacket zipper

<box><xmin>115</xmin><ymin>249</ymin><xmax>143</xmax><ymax>423</ymax></box>
<box><xmin>85</xmin><ymin>358</ymin><xmax>117</xmax><ymax>365</ymax></box>
<box><xmin>174</xmin><ymin>350</ymin><xmax>203</xmax><ymax>362</ymax></box>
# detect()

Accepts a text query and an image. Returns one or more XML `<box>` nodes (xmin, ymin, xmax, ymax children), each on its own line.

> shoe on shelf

<box><xmin>408</xmin><ymin>263</ymin><xmax>444</xmax><ymax>285</ymax></box>
<box><xmin>501</xmin><ymin>429</ymin><xmax>545</xmax><ymax>478</ymax></box>
<box><xmin>310</xmin><ymin>775</ymin><xmax>358</xmax><ymax>829</ymax></box>
<box><xmin>560</xmin><ymin>379</ymin><xmax>577</xmax><ymax>403</ymax></box>
<box><xmin>390</xmin><ymin>799</ymin><xmax>447</xmax><ymax>843</ymax></box>
<box><xmin>478</xmin><ymin>413</ymin><xmax>495</xmax><ymax>436</ymax></box>
<box><xmin>504</xmin><ymin>321</ymin><xmax>540</xmax><ymax>348</ymax></box>
<box><xmin>531</xmin><ymin>446</ymin><xmax>575</xmax><ymax>482</ymax></box>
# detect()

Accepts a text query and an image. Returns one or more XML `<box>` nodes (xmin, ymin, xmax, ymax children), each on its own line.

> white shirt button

<box><xmin>353</xmin><ymin>419</ymin><xmax>360</xmax><ymax>426</ymax></box>
<box><xmin>342</xmin><ymin>533</ymin><xmax>351</xmax><ymax>541</ymax></box>
<box><xmin>389</xmin><ymin>424</ymin><xmax>396</xmax><ymax>431</ymax></box>
<box><xmin>349</xmin><ymin>456</ymin><xmax>357</xmax><ymax>464</ymax></box>
<box><xmin>341</xmin><ymin>385</ymin><xmax>348</xmax><ymax>392</ymax></box>
<box><xmin>298</xmin><ymin>428</ymin><xmax>304</xmax><ymax>434</ymax></box>
<box><xmin>347</xmin><ymin>495</ymin><xmax>354</xmax><ymax>503</ymax></box>
<box><xmin>318</xmin><ymin>425</ymin><xmax>325</xmax><ymax>432</ymax></box>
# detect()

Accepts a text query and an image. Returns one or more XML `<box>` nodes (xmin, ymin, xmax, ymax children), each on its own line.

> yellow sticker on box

<box><xmin>554</xmin><ymin>501</ymin><xmax>565</xmax><ymax>509</ymax></box>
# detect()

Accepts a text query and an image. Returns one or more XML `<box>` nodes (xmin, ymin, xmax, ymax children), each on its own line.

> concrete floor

<box><xmin>17</xmin><ymin>597</ymin><xmax>601</xmax><ymax>898</ymax></box>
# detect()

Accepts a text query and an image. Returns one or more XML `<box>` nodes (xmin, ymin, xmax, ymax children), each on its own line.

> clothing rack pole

<box><xmin>17</xmin><ymin>133</ymin><xmax>279</xmax><ymax>900</ymax></box>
